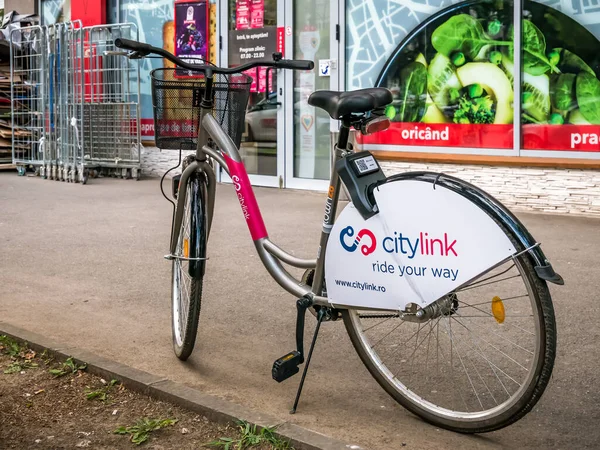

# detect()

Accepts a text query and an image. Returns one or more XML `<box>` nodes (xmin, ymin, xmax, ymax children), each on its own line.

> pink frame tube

<box><xmin>223</xmin><ymin>154</ymin><xmax>268</xmax><ymax>240</ymax></box>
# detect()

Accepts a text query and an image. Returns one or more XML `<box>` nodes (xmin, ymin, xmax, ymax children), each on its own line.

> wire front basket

<box><xmin>151</xmin><ymin>69</ymin><xmax>252</xmax><ymax>150</ymax></box>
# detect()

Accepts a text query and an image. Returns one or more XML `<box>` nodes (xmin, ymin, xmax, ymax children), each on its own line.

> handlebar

<box><xmin>114</xmin><ymin>38</ymin><xmax>314</xmax><ymax>74</ymax></box>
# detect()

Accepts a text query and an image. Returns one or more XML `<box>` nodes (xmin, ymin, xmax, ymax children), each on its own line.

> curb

<box><xmin>0</xmin><ymin>321</ymin><xmax>366</xmax><ymax>450</ymax></box>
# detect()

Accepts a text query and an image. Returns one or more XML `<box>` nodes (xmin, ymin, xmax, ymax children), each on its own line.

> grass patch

<box><xmin>1</xmin><ymin>335</ymin><xmax>38</xmax><ymax>374</ymax></box>
<box><xmin>0</xmin><ymin>335</ymin><xmax>25</xmax><ymax>357</ymax></box>
<box><xmin>207</xmin><ymin>420</ymin><xmax>294</xmax><ymax>450</ymax></box>
<box><xmin>85</xmin><ymin>379</ymin><xmax>119</xmax><ymax>402</ymax></box>
<box><xmin>49</xmin><ymin>357</ymin><xmax>87</xmax><ymax>378</ymax></box>
<box><xmin>114</xmin><ymin>417</ymin><xmax>178</xmax><ymax>445</ymax></box>
<box><xmin>4</xmin><ymin>359</ymin><xmax>38</xmax><ymax>374</ymax></box>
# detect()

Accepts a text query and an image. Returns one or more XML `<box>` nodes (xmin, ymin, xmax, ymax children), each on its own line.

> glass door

<box><xmin>284</xmin><ymin>0</ymin><xmax>333</xmax><ymax>190</ymax></box>
<box><xmin>222</xmin><ymin>0</ymin><xmax>285</xmax><ymax>187</ymax></box>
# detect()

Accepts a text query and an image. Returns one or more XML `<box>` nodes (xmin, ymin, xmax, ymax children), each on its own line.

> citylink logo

<box><xmin>340</xmin><ymin>226</ymin><xmax>377</xmax><ymax>256</ymax></box>
<box><xmin>339</xmin><ymin>226</ymin><xmax>459</xmax><ymax>258</ymax></box>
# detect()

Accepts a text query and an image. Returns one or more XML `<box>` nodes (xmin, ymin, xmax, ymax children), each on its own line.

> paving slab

<box><xmin>1</xmin><ymin>172</ymin><xmax>599</xmax><ymax>449</ymax></box>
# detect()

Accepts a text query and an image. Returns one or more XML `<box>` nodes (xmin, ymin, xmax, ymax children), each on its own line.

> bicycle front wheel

<box><xmin>342</xmin><ymin>233</ymin><xmax>556</xmax><ymax>433</ymax></box>
<box><xmin>171</xmin><ymin>175</ymin><xmax>207</xmax><ymax>361</ymax></box>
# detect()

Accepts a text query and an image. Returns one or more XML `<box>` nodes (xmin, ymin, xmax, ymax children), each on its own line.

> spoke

<box><xmin>452</xmin><ymin>312</ymin><xmax>531</xmax><ymax>370</ymax></box>
<box><xmin>369</xmin><ymin>319</ymin><xmax>406</xmax><ymax>349</ymax></box>
<box><xmin>399</xmin><ymin>320</ymin><xmax>442</xmax><ymax>385</ymax></box>
<box><xmin>391</xmin><ymin>320</ymin><xmax>427</xmax><ymax>350</ymax></box>
<box><xmin>362</xmin><ymin>315</ymin><xmax>395</xmax><ymax>333</ymax></box>
<box><xmin>177</xmin><ymin>190</ymin><xmax>194</xmax><ymax>338</ymax></box>
<box><xmin>425</xmin><ymin>319</ymin><xmax>433</xmax><ymax>380</ymax></box>
<box><xmin>455</xmin><ymin>274</ymin><xmax>521</xmax><ymax>293</ymax></box>
<box><xmin>404</xmin><ymin>318</ymin><xmax>442</xmax><ymax>368</ymax></box>
<box><xmin>457</xmin><ymin>263</ymin><xmax>516</xmax><ymax>290</ymax></box>
<box><xmin>374</xmin><ymin>319</ymin><xmax>428</xmax><ymax>366</ymax></box>
<box><xmin>182</xmin><ymin>284</ymin><xmax>190</xmax><ymax>325</ymax></box>
<box><xmin>443</xmin><ymin>316</ymin><xmax>484</xmax><ymax>410</ymax></box>
<box><xmin>464</xmin><ymin>294</ymin><xmax>530</xmax><ymax>309</ymax></box>
<box><xmin>410</xmin><ymin>323</ymin><xmax>422</xmax><ymax>381</ymax></box>
<box><xmin>439</xmin><ymin>316</ymin><xmax>470</xmax><ymax>412</ymax></box>
<box><xmin>451</xmin><ymin>315</ymin><xmax>511</xmax><ymax>399</ymax></box>
<box><xmin>436</xmin><ymin>318</ymin><xmax>440</xmax><ymax>375</ymax></box>
<box><xmin>457</xmin><ymin>300</ymin><xmax>535</xmax><ymax>336</ymax></box>
<box><xmin>466</xmin><ymin>346</ymin><xmax>498</xmax><ymax>407</ymax></box>
<box><xmin>453</xmin><ymin>311</ymin><xmax>534</xmax><ymax>355</ymax></box>
<box><xmin>446</xmin><ymin>318</ymin><xmax>524</xmax><ymax>388</ymax></box>
<box><xmin>454</xmin><ymin>315</ymin><xmax>533</xmax><ymax>318</ymax></box>
<box><xmin>394</xmin><ymin>318</ymin><xmax>440</xmax><ymax>380</ymax></box>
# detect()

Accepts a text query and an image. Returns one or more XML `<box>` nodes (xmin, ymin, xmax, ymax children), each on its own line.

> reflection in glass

<box><xmin>119</xmin><ymin>0</ymin><xmax>174</xmax><ymax>124</ymax></box>
<box><xmin>293</xmin><ymin>0</ymin><xmax>331</xmax><ymax>180</ymax></box>
<box><xmin>41</xmin><ymin>0</ymin><xmax>71</xmax><ymax>25</ymax></box>
<box><xmin>230</xmin><ymin>0</ymin><xmax>278</xmax><ymax>176</ymax></box>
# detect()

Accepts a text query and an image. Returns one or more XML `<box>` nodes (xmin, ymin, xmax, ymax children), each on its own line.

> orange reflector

<box><xmin>491</xmin><ymin>296</ymin><xmax>505</xmax><ymax>324</ymax></box>
<box><xmin>183</xmin><ymin>239</ymin><xmax>189</xmax><ymax>258</ymax></box>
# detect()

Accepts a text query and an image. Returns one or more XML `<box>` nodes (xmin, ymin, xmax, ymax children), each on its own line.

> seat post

<box><xmin>336</xmin><ymin>121</ymin><xmax>351</xmax><ymax>151</ymax></box>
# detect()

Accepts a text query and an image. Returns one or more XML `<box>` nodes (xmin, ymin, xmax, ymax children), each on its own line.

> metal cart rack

<box><xmin>10</xmin><ymin>21</ymin><xmax>141</xmax><ymax>183</ymax></box>
<box><xmin>10</xmin><ymin>25</ymin><xmax>47</xmax><ymax>175</ymax></box>
<box><xmin>81</xmin><ymin>24</ymin><xmax>141</xmax><ymax>180</ymax></box>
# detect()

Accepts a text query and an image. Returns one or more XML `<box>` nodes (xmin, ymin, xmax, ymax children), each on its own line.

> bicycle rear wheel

<box><xmin>342</xmin><ymin>231</ymin><xmax>556</xmax><ymax>433</ymax></box>
<box><xmin>171</xmin><ymin>174</ymin><xmax>207</xmax><ymax>361</ymax></box>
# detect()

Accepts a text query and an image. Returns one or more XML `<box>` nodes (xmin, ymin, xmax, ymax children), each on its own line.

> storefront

<box><xmin>38</xmin><ymin>0</ymin><xmax>600</xmax><ymax>214</ymax></box>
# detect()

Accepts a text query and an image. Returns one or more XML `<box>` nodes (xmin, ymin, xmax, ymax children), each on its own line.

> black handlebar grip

<box><xmin>114</xmin><ymin>38</ymin><xmax>153</xmax><ymax>53</ymax></box>
<box><xmin>277</xmin><ymin>59</ymin><xmax>314</xmax><ymax>71</ymax></box>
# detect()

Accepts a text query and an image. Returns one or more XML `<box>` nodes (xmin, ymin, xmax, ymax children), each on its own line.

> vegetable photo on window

<box><xmin>377</xmin><ymin>0</ymin><xmax>600</xmax><ymax>128</ymax></box>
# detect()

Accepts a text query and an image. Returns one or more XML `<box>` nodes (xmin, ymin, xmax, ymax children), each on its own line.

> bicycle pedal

<box><xmin>272</xmin><ymin>351</ymin><xmax>303</xmax><ymax>383</ymax></box>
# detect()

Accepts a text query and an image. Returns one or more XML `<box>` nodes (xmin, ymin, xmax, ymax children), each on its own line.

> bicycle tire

<box><xmin>342</xmin><ymin>219</ymin><xmax>556</xmax><ymax>433</ymax></box>
<box><xmin>171</xmin><ymin>174</ymin><xmax>207</xmax><ymax>361</ymax></box>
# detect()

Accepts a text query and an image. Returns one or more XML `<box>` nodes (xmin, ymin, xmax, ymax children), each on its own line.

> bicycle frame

<box><xmin>170</xmin><ymin>91</ymin><xmax>349</xmax><ymax>309</ymax></box>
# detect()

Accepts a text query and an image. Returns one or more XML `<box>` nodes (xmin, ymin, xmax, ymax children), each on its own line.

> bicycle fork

<box><xmin>165</xmin><ymin>158</ymin><xmax>216</xmax><ymax>262</ymax></box>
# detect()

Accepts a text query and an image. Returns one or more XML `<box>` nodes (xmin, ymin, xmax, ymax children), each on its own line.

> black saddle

<box><xmin>308</xmin><ymin>88</ymin><xmax>393</xmax><ymax>120</ymax></box>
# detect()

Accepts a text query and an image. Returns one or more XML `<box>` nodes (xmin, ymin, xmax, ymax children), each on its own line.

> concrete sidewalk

<box><xmin>1</xmin><ymin>172</ymin><xmax>599</xmax><ymax>449</ymax></box>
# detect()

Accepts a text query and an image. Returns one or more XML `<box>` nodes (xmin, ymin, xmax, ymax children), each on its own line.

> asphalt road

<box><xmin>1</xmin><ymin>172</ymin><xmax>599</xmax><ymax>449</ymax></box>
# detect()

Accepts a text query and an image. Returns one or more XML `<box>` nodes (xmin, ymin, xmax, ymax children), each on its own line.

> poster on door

<box><xmin>228</xmin><ymin>26</ymin><xmax>277</xmax><ymax>92</ymax></box>
<box><xmin>174</xmin><ymin>0</ymin><xmax>209</xmax><ymax>76</ymax></box>
<box><xmin>230</xmin><ymin>0</ymin><xmax>275</xmax><ymax>93</ymax></box>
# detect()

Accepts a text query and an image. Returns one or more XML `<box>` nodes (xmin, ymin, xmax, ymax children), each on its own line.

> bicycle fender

<box><xmin>383</xmin><ymin>172</ymin><xmax>564</xmax><ymax>285</ymax></box>
<box><xmin>189</xmin><ymin>173</ymin><xmax>207</xmax><ymax>279</ymax></box>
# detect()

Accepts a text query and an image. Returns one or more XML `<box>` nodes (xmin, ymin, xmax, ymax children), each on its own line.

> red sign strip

<box><xmin>276</xmin><ymin>27</ymin><xmax>285</xmax><ymax>56</ymax></box>
<box><xmin>521</xmin><ymin>124</ymin><xmax>600</xmax><ymax>152</ymax></box>
<box><xmin>358</xmin><ymin>123</ymin><xmax>514</xmax><ymax>149</ymax></box>
<box><xmin>358</xmin><ymin>122</ymin><xmax>600</xmax><ymax>152</ymax></box>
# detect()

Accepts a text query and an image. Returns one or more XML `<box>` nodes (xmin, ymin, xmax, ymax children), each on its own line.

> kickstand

<box><xmin>290</xmin><ymin>307</ymin><xmax>325</xmax><ymax>414</ymax></box>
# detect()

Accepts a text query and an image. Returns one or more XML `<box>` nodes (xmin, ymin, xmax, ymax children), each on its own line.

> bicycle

<box><xmin>115</xmin><ymin>38</ymin><xmax>563</xmax><ymax>434</ymax></box>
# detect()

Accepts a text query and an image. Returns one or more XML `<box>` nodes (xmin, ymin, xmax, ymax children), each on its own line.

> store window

<box><xmin>227</xmin><ymin>0</ymin><xmax>279</xmax><ymax>176</ymax></box>
<box><xmin>347</xmin><ymin>0</ymin><xmax>600</xmax><ymax>159</ymax></box>
<box><xmin>373</xmin><ymin>1</ymin><xmax>514</xmax><ymax>150</ymax></box>
<box><xmin>520</xmin><ymin>1</ymin><xmax>600</xmax><ymax>153</ymax></box>
<box><xmin>41</xmin><ymin>0</ymin><xmax>71</xmax><ymax>25</ymax></box>
<box><xmin>293</xmin><ymin>1</ymin><xmax>331</xmax><ymax>179</ymax></box>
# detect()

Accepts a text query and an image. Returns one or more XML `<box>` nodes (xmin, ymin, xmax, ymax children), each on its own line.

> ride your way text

<box><xmin>372</xmin><ymin>260</ymin><xmax>459</xmax><ymax>282</ymax></box>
